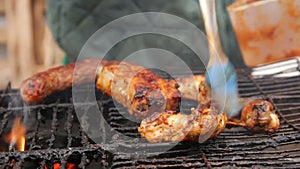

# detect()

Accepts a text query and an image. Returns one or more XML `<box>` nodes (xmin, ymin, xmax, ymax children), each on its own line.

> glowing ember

<box><xmin>45</xmin><ymin>163</ymin><xmax>76</xmax><ymax>169</ymax></box>
<box><xmin>5</xmin><ymin>117</ymin><xmax>26</xmax><ymax>151</ymax></box>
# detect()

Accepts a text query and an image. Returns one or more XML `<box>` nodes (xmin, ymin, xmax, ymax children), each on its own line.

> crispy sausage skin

<box><xmin>20</xmin><ymin>58</ymin><xmax>105</xmax><ymax>104</ymax></box>
<box><xmin>138</xmin><ymin>105</ymin><xmax>227</xmax><ymax>143</ymax></box>
<box><xmin>20</xmin><ymin>59</ymin><xmax>181</xmax><ymax>120</ymax></box>
<box><xmin>174</xmin><ymin>75</ymin><xmax>280</xmax><ymax>133</ymax></box>
<box><xmin>227</xmin><ymin>100</ymin><xmax>280</xmax><ymax>132</ymax></box>
<box><xmin>96</xmin><ymin>61</ymin><xmax>180</xmax><ymax>119</ymax></box>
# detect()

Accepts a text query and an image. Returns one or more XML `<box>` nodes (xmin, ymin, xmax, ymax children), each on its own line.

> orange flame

<box><xmin>5</xmin><ymin>117</ymin><xmax>26</xmax><ymax>151</ymax></box>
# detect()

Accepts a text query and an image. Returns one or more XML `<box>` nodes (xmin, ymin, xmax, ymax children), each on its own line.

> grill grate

<box><xmin>0</xmin><ymin>59</ymin><xmax>300</xmax><ymax>168</ymax></box>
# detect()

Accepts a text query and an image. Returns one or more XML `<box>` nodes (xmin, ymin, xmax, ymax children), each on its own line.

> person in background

<box><xmin>46</xmin><ymin>0</ymin><xmax>246</xmax><ymax>68</ymax></box>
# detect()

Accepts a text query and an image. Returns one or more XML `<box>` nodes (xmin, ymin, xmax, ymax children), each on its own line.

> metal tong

<box><xmin>199</xmin><ymin>0</ymin><xmax>242</xmax><ymax>118</ymax></box>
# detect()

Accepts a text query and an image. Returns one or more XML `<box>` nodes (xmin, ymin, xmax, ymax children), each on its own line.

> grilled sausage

<box><xmin>139</xmin><ymin>99</ymin><xmax>279</xmax><ymax>143</ymax></box>
<box><xmin>138</xmin><ymin>104</ymin><xmax>227</xmax><ymax>143</ymax></box>
<box><xmin>20</xmin><ymin>59</ymin><xmax>181</xmax><ymax>120</ymax></box>
<box><xmin>174</xmin><ymin>75</ymin><xmax>280</xmax><ymax>133</ymax></box>
<box><xmin>20</xmin><ymin>58</ymin><xmax>106</xmax><ymax>104</ymax></box>
<box><xmin>20</xmin><ymin>58</ymin><xmax>279</xmax><ymax>137</ymax></box>
<box><xmin>227</xmin><ymin>100</ymin><xmax>280</xmax><ymax>132</ymax></box>
<box><xmin>96</xmin><ymin>60</ymin><xmax>180</xmax><ymax>119</ymax></box>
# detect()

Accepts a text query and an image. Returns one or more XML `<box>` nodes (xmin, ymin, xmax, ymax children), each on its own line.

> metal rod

<box><xmin>199</xmin><ymin>0</ymin><xmax>228</xmax><ymax>67</ymax></box>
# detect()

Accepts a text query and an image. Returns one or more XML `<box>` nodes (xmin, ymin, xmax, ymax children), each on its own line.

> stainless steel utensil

<box><xmin>199</xmin><ymin>0</ymin><xmax>242</xmax><ymax>118</ymax></box>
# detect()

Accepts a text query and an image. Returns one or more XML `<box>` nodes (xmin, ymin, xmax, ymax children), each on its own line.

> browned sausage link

<box><xmin>175</xmin><ymin>75</ymin><xmax>280</xmax><ymax>132</ymax></box>
<box><xmin>20</xmin><ymin>58</ymin><xmax>106</xmax><ymax>104</ymax></box>
<box><xmin>227</xmin><ymin>100</ymin><xmax>280</xmax><ymax>132</ymax></box>
<box><xmin>138</xmin><ymin>105</ymin><xmax>227</xmax><ymax>143</ymax></box>
<box><xmin>96</xmin><ymin>61</ymin><xmax>181</xmax><ymax>119</ymax></box>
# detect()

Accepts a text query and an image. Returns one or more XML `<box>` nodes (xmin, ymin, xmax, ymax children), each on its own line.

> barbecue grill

<box><xmin>0</xmin><ymin>59</ymin><xmax>300</xmax><ymax>169</ymax></box>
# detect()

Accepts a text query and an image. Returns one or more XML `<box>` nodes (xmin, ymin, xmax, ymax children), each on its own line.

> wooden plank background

<box><xmin>0</xmin><ymin>0</ymin><xmax>3</xmax><ymax>14</ymax></box>
<box><xmin>0</xmin><ymin>0</ymin><xmax>5</xmax><ymax>45</ymax></box>
<box><xmin>0</xmin><ymin>0</ymin><xmax>64</xmax><ymax>89</ymax></box>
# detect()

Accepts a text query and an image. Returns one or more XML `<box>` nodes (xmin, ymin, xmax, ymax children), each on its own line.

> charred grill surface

<box><xmin>0</xmin><ymin>61</ymin><xmax>300</xmax><ymax>168</ymax></box>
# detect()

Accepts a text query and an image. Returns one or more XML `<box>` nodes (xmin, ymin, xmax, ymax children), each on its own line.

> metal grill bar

<box><xmin>28</xmin><ymin>110</ymin><xmax>42</xmax><ymax>151</ymax></box>
<box><xmin>0</xmin><ymin>110</ymin><xmax>9</xmax><ymax>136</ymax></box>
<box><xmin>111</xmin><ymin>148</ymin><xmax>207</xmax><ymax>168</ymax></box>
<box><xmin>66</xmin><ymin>108</ymin><xmax>74</xmax><ymax>148</ymax></box>
<box><xmin>0</xmin><ymin>145</ymin><xmax>113</xmax><ymax>168</ymax></box>
<box><xmin>48</xmin><ymin>106</ymin><xmax>58</xmax><ymax>149</ymax></box>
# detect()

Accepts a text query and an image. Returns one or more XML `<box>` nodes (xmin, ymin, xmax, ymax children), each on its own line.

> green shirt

<box><xmin>46</xmin><ymin>0</ymin><xmax>245</xmax><ymax>68</ymax></box>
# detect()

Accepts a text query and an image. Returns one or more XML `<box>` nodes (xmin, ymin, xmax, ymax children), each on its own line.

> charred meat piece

<box><xmin>20</xmin><ymin>59</ymin><xmax>181</xmax><ymax>120</ymax></box>
<box><xmin>138</xmin><ymin>105</ymin><xmax>227</xmax><ymax>143</ymax></box>
<box><xmin>175</xmin><ymin>75</ymin><xmax>280</xmax><ymax>132</ymax></box>
<box><xmin>20</xmin><ymin>59</ymin><xmax>279</xmax><ymax>135</ymax></box>
<box><xmin>227</xmin><ymin>100</ymin><xmax>280</xmax><ymax>132</ymax></box>
<box><xmin>96</xmin><ymin>60</ymin><xmax>181</xmax><ymax>119</ymax></box>
<box><xmin>20</xmin><ymin>58</ymin><xmax>106</xmax><ymax>104</ymax></box>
